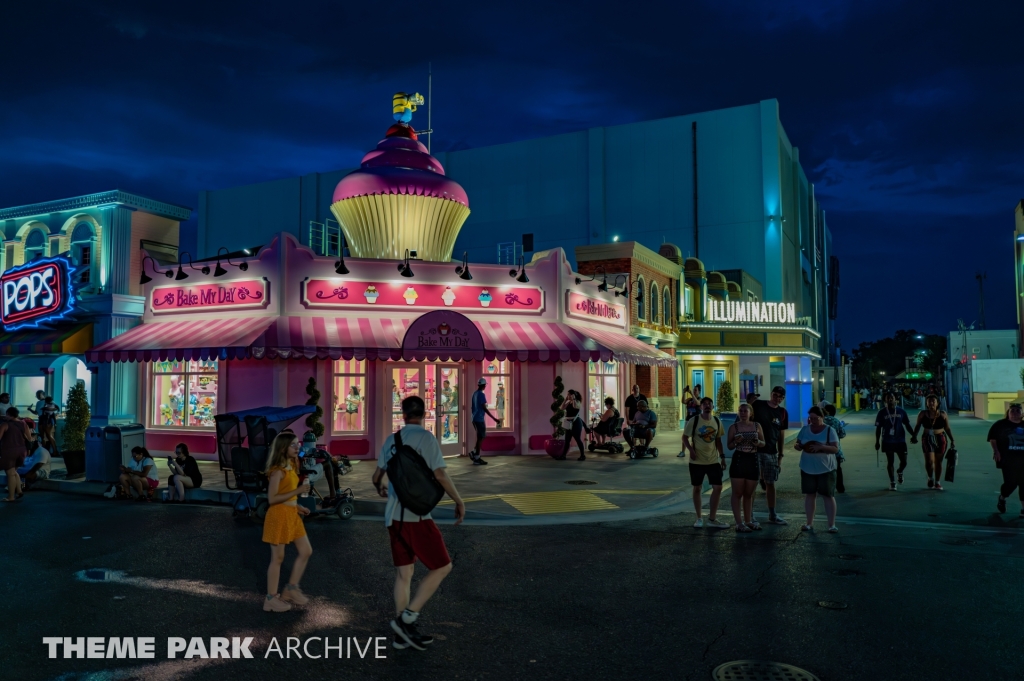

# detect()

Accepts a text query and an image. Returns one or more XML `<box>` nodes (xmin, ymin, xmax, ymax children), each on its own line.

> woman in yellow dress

<box><xmin>262</xmin><ymin>432</ymin><xmax>313</xmax><ymax>612</ymax></box>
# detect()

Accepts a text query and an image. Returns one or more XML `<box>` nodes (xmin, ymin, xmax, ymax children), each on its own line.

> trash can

<box><xmin>85</xmin><ymin>425</ymin><xmax>146</xmax><ymax>483</ymax></box>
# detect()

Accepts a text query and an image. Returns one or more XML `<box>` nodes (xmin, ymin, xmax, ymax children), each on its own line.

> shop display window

<box><xmin>587</xmin><ymin>360</ymin><xmax>619</xmax><ymax>422</ymax></box>
<box><xmin>332</xmin><ymin>359</ymin><xmax>367</xmax><ymax>434</ymax></box>
<box><xmin>151</xmin><ymin>360</ymin><xmax>219</xmax><ymax>429</ymax></box>
<box><xmin>480</xmin><ymin>359</ymin><xmax>512</xmax><ymax>430</ymax></box>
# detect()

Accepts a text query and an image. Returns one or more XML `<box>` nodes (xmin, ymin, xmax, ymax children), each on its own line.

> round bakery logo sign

<box><xmin>401</xmin><ymin>310</ymin><xmax>485</xmax><ymax>360</ymax></box>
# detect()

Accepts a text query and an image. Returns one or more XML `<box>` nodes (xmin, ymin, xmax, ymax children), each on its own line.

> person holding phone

<box><xmin>795</xmin><ymin>407</ymin><xmax>840</xmax><ymax>533</ymax></box>
<box><xmin>165</xmin><ymin>443</ymin><xmax>202</xmax><ymax>502</ymax></box>
<box><xmin>728</xmin><ymin>403</ymin><xmax>765</xmax><ymax>531</ymax></box>
<box><xmin>118</xmin><ymin>446</ymin><xmax>160</xmax><ymax>500</ymax></box>
<box><xmin>262</xmin><ymin>432</ymin><xmax>313</xmax><ymax>613</ymax></box>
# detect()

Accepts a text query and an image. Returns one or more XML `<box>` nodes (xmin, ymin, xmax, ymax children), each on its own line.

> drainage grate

<box><xmin>817</xmin><ymin>601</ymin><xmax>848</xmax><ymax>610</ymax></box>
<box><xmin>941</xmin><ymin>538</ymin><xmax>980</xmax><ymax>546</ymax></box>
<box><xmin>564</xmin><ymin>480</ymin><xmax>598</xmax><ymax>485</ymax></box>
<box><xmin>829</xmin><ymin>569</ymin><xmax>861</xmax><ymax>577</ymax></box>
<box><xmin>712</xmin><ymin>661</ymin><xmax>820</xmax><ymax>681</ymax></box>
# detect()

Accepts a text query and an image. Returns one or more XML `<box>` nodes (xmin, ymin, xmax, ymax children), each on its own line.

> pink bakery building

<box><xmin>86</xmin><ymin>117</ymin><xmax>674</xmax><ymax>460</ymax></box>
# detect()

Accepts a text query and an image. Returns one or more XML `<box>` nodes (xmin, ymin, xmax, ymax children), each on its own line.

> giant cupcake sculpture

<box><xmin>330</xmin><ymin>92</ymin><xmax>470</xmax><ymax>262</ymax></box>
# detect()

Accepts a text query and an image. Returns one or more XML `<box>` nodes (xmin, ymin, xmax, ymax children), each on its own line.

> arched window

<box><xmin>70</xmin><ymin>221</ymin><xmax>97</xmax><ymax>286</ymax></box>
<box><xmin>650</xmin><ymin>282</ymin><xmax>659</xmax><ymax>325</ymax></box>
<box><xmin>664</xmin><ymin>287</ymin><xmax>672</xmax><ymax>327</ymax></box>
<box><xmin>636</xmin><ymin>276</ymin><xmax>646</xmax><ymax>321</ymax></box>
<box><xmin>24</xmin><ymin>228</ymin><xmax>48</xmax><ymax>262</ymax></box>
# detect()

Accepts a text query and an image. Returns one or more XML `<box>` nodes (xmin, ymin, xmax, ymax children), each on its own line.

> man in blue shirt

<box><xmin>470</xmin><ymin>378</ymin><xmax>500</xmax><ymax>465</ymax></box>
<box><xmin>875</xmin><ymin>391</ymin><xmax>916</xmax><ymax>491</ymax></box>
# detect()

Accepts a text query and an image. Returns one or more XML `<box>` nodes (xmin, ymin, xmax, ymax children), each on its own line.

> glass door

<box><xmin>391</xmin><ymin>363</ymin><xmax>463</xmax><ymax>456</ymax></box>
<box><xmin>713</xmin><ymin>369</ymin><xmax>726</xmax><ymax>405</ymax></box>
<box><xmin>691</xmin><ymin>369</ymin><xmax>705</xmax><ymax>400</ymax></box>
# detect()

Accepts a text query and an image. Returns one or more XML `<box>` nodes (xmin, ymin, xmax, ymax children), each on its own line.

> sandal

<box><xmin>747</xmin><ymin>520</ymin><xmax>762</xmax><ymax>531</ymax></box>
<box><xmin>735</xmin><ymin>523</ymin><xmax>752</xmax><ymax>533</ymax></box>
<box><xmin>827</xmin><ymin>526</ymin><xmax>839</xmax><ymax>533</ymax></box>
<box><xmin>801</xmin><ymin>524</ymin><xmax>813</xmax><ymax>531</ymax></box>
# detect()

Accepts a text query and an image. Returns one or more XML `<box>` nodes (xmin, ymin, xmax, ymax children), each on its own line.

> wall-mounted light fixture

<box><xmin>173</xmin><ymin>252</ymin><xmax>210</xmax><ymax>281</ymax></box>
<box><xmin>575</xmin><ymin>265</ymin><xmax>605</xmax><ymax>286</ymax></box>
<box><xmin>612</xmin><ymin>274</ymin><xmax>629</xmax><ymax>297</ymax></box>
<box><xmin>213</xmin><ymin>247</ymin><xmax>250</xmax><ymax>277</ymax></box>
<box><xmin>455</xmin><ymin>252</ymin><xmax>472</xmax><ymax>280</ymax></box>
<box><xmin>139</xmin><ymin>255</ymin><xmax>172</xmax><ymax>285</ymax></box>
<box><xmin>397</xmin><ymin>249</ymin><xmax>414</xmax><ymax>278</ymax></box>
<box><xmin>508</xmin><ymin>255</ymin><xmax>529</xmax><ymax>283</ymax></box>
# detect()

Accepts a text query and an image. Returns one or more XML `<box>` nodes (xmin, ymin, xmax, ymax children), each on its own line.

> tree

<box><xmin>850</xmin><ymin>330</ymin><xmax>947</xmax><ymax>387</ymax></box>
<box><xmin>550</xmin><ymin>375</ymin><xmax>566</xmax><ymax>439</ymax></box>
<box><xmin>63</xmin><ymin>382</ymin><xmax>91</xmax><ymax>451</ymax></box>
<box><xmin>716</xmin><ymin>380</ymin><xmax>735</xmax><ymax>413</ymax></box>
<box><xmin>305</xmin><ymin>377</ymin><xmax>324</xmax><ymax>440</ymax></box>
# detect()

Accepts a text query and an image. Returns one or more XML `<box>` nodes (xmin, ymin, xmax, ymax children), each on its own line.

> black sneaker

<box><xmin>473</xmin><ymin>457</ymin><xmax>488</xmax><ymax>465</ymax></box>
<box><xmin>997</xmin><ymin>497</ymin><xmax>1006</xmax><ymax>514</ymax></box>
<box><xmin>391</xmin><ymin>618</ymin><xmax>430</xmax><ymax>651</ymax></box>
<box><xmin>392</xmin><ymin>634</ymin><xmax>410</xmax><ymax>650</ymax></box>
<box><xmin>897</xmin><ymin>472</ymin><xmax>904</xmax><ymax>484</ymax></box>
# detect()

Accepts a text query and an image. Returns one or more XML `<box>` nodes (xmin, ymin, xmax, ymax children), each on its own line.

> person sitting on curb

<box><xmin>0</xmin><ymin>408</ymin><xmax>31</xmax><ymax>502</ymax></box>
<box><xmin>165</xmin><ymin>443</ymin><xmax>202</xmax><ymax>502</ymax></box>
<box><xmin>18</xmin><ymin>432</ymin><xmax>51</xmax><ymax>489</ymax></box>
<box><xmin>119</xmin><ymin>446</ymin><xmax>160</xmax><ymax>501</ymax></box>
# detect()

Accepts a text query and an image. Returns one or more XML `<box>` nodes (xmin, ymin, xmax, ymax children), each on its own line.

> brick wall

<box><xmin>657</xmin><ymin>364</ymin><xmax>675</xmax><ymax>396</ymax></box>
<box><xmin>635</xmin><ymin>365</ymin><xmax>652</xmax><ymax>396</ymax></box>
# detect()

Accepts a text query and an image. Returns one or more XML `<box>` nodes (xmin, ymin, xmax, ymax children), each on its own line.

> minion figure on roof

<box><xmin>389</xmin><ymin>91</ymin><xmax>425</xmax><ymax>139</ymax></box>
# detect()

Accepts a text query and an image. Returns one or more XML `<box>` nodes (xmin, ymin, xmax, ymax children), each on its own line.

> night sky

<box><xmin>2</xmin><ymin>1</ymin><xmax>1022</xmax><ymax>350</ymax></box>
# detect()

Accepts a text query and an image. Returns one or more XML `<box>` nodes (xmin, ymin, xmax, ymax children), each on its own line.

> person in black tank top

<box><xmin>911</xmin><ymin>394</ymin><xmax>956</xmax><ymax>490</ymax></box>
<box><xmin>558</xmin><ymin>390</ymin><xmax>587</xmax><ymax>461</ymax></box>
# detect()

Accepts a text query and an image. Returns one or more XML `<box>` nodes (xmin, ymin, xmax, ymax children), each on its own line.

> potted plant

<box><xmin>544</xmin><ymin>375</ymin><xmax>567</xmax><ymax>457</ymax></box>
<box><xmin>716</xmin><ymin>380</ymin><xmax>736</xmax><ymax>415</ymax></box>
<box><xmin>61</xmin><ymin>382</ymin><xmax>90</xmax><ymax>479</ymax></box>
<box><xmin>304</xmin><ymin>377</ymin><xmax>325</xmax><ymax>441</ymax></box>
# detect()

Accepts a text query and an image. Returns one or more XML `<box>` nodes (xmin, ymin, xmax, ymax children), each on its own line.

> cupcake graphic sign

<box><xmin>303</xmin><ymin>279</ymin><xmax>543</xmax><ymax>311</ymax></box>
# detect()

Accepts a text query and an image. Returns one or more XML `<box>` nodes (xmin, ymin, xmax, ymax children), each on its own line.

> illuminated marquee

<box><xmin>0</xmin><ymin>256</ymin><xmax>75</xmax><ymax>331</ymax></box>
<box><xmin>565</xmin><ymin>291</ymin><xmax>626</xmax><ymax>329</ymax></box>
<box><xmin>149</xmin><ymin>279</ymin><xmax>270</xmax><ymax>314</ymax></box>
<box><xmin>708</xmin><ymin>299</ymin><xmax>797</xmax><ymax>324</ymax></box>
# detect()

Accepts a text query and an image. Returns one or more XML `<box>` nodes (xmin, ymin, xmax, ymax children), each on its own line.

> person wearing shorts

<box><xmin>875</xmin><ymin>392</ymin><xmax>915</xmax><ymax>490</ymax></box>
<box><xmin>682</xmin><ymin>397</ymin><xmax>727</xmax><ymax>528</ymax></box>
<box><xmin>989</xmin><ymin>404</ymin><xmax>1024</xmax><ymax>517</ymax></box>
<box><xmin>752</xmin><ymin>387</ymin><xmax>789</xmax><ymax>525</ymax></box>
<box><xmin>728</xmin><ymin>403</ymin><xmax>765</xmax><ymax>531</ymax></box>
<box><xmin>374</xmin><ymin>396</ymin><xmax>466</xmax><ymax>652</ymax></box>
<box><xmin>795</xmin><ymin>407</ymin><xmax>840</xmax><ymax>532</ymax></box>
<box><xmin>119</xmin><ymin>446</ymin><xmax>160</xmax><ymax>500</ymax></box>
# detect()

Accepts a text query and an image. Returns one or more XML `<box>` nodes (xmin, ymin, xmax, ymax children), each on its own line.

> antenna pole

<box><xmin>427</xmin><ymin>62</ymin><xmax>432</xmax><ymax>154</ymax></box>
<box><xmin>977</xmin><ymin>271</ymin><xmax>987</xmax><ymax>330</ymax></box>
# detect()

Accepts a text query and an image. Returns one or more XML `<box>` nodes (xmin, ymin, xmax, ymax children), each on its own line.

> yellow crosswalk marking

<box><xmin>498</xmin><ymin>491</ymin><xmax>619</xmax><ymax>515</ymax></box>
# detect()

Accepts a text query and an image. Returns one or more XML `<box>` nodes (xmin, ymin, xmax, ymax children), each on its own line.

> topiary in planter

<box><xmin>716</xmin><ymin>380</ymin><xmax>735</xmax><ymax>414</ymax></box>
<box><xmin>63</xmin><ymin>382</ymin><xmax>90</xmax><ymax>451</ymax></box>
<box><xmin>305</xmin><ymin>377</ymin><xmax>325</xmax><ymax>441</ymax></box>
<box><xmin>545</xmin><ymin>375</ymin><xmax>566</xmax><ymax>456</ymax></box>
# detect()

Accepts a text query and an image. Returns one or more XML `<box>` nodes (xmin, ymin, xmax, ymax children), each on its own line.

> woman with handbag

<box><xmin>911</xmin><ymin>394</ymin><xmax>955</xmax><ymax>491</ymax></box>
<box><xmin>795</xmin><ymin>406</ymin><xmax>840</xmax><ymax>533</ymax></box>
<box><xmin>557</xmin><ymin>390</ymin><xmax>587</xmax><ymax>461</ymax></box>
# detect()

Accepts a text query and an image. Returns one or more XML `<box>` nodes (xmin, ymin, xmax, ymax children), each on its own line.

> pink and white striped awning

<box><xmin>252</xmin><ymin>316</ymin><xmax>410</xmax><ymax>360</ymax></box>
<box><xmin>85</xmin><ymin>317</ymin><xmax>274</xmax><ymax>363</ymax></box>
<box><xmin>87</xmin><ymin>315</ymin><xmax>675</xmax><ymax>367</ymax></box>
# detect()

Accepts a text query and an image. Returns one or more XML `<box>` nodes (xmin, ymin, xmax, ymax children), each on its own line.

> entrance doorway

<box><xmin>391</xmin><ymin>362</ymin><xmax>463</xmax><ymax>455</ymax></box>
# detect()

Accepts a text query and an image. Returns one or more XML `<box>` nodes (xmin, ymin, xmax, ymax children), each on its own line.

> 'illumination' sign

<box><xmin>0</xmin><ymin>256</ymin><xmax>75</xmax><ymax>331</ymax></box>
<box><xmin>707</xmin><ymin>299</ymin><xmax>797</xmax><ymax>324</ymax></box>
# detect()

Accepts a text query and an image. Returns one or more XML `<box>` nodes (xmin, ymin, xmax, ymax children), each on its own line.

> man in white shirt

<box><xmin>373</xmin><ymin>396</ymin><xmax>465</xmax><ymax>652</ymax></box>
<box><xmin>18</xmin><ymin>435</ymin><xmax>51</xmax><ymax>487</ymax></box>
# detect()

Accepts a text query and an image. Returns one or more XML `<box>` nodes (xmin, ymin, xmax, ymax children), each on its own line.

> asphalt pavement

<box><xmin>2</xmin><ymin>408</ymin><xmax>1022</xmax><ymax>681</ymax></box>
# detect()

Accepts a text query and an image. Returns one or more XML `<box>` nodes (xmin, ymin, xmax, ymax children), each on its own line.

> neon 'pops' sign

<box><xmin>0</xmin><ymin>256</ymin><xmax>75</xmax><ymax>331</ymax></box>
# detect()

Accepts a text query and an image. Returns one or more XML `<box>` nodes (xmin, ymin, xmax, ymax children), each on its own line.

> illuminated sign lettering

<box><xmin>149</xmin><ymin>279</ymin><xmax>270</xmax><ymax>314</ymax></box>
<box><xmin>708</xmin><ymin>299</ymin><xmax>797</xmax><ymax>324</ymax></box>
<box><xmin>565</xmin><ymin>292</ymin><xmax>626</xmax><ymax>329</ymax></box>
<box><xmin>0</xmin><ymin>256</ymin><xmax>75</xmax><ymax>331</ymax></box>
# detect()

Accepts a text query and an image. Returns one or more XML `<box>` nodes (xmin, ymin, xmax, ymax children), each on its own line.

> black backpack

<box><xmin>386</xmin><ymin>429</ymin><xmax>445</xmax><ymax>517</ymax></box>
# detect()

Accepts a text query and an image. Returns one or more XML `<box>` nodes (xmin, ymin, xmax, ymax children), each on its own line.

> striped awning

<box><xmin>0</xmin><ymin>324</ymin><xmax>93</xmax><ymax>356</ymax></box>
<box><xmin>252</xmin><ymin>316</ymin><xmax>410</xmax><ymax>360</ymax></box>
<box><xmin>85</xmin><ymin>317</ymin><xmax>274</xmax><ymax>362</ymax></box>
<box><xmin>475</xmin><ymin>320</ymin><xmax>675</xmax><ymax>366</ymax></box>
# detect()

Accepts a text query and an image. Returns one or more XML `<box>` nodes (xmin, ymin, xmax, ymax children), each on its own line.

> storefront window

<box><xmin>151</xmin><ymin>360</ymin><xmax>219</xmax><ymax>429</ymax></box>
<box><xmin>587</xmin><ymin>360</ymin><xmax>619</xmax><ymax>422</ymax></box>
<box><xmin>480</xmin><ymin>359</ymin><xmax>512</xmax><ymax>430</ymax></box>
<box><xmin>636</xmin><ymin>277</ymin><xmax>646</xmax><ymax>320</ymax></box>
<box><xmin>664</xmin><ymin>288</ymin><xmax>672</xmax><ymax>327</ymax></box>
<box><xmin>332</xmin><ymin>359</ymin><xmax>367</xmax><ymax>433</ymax></box>
<box><xmin>651</xmin><ymin>282</ymin><xmax>660</xmax><ymax>324</ymax></box>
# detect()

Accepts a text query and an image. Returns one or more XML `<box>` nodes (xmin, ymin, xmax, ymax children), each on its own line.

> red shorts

<box><xmin>387</xmin><ymin>520</ymin><xmax>451</xmax><ymax>570</ymax></box>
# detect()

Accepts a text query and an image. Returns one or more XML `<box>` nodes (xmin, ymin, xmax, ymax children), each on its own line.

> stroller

<box><xmin>586</xmin><ymin>415</ymin><xmax>626</xmax><ymax>454</ymax></box>
<box><xmin>215</xmin><ymin>405</ymin><xmax>355</xmax><ymax>523</ymax></box>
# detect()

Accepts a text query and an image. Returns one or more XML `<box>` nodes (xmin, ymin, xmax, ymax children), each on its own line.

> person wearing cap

<box><xmin>469</xmin><ymin>378</ymin><xmax>500</xmax><ymax>465</ymax></box>
<box><xmin>990</xmin><ymin>403</ymin><xmax>1024</xmax><ymax>517</ymax></box>
<box><xmin>752</xmin><ymin>386</ymin><xmax>789</xmax><ymax>525</ymax></box>
<box><xmin>745</xmin><ymin>392</ymin><xmax>760</xmax><ymax>406</ymax></box>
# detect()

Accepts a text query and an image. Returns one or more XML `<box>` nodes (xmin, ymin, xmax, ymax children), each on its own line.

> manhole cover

<box><xmin>564</xmin><ymin>480</ymin><xmax>598</xmax><ymax>485</ymax></box>
<box><xmin>712</xmin><ymin>660</ymin><xmax>820</xmax><ymax>681</ymax></box>
<box><xmin>829</xmin><ymin>569</ymin><xmax>861</xmax><ymax>577</ymax></box>
<box><xmin>836</xmin><ymin>554</ymin><xmax>862</xmax><ymax>560</ymax></box>
<box><xmin>941</xmin><ymin>538</ymin><xmax>980</xmax><ymax>546</ymax></box>
<box><xmin>817</xmin><ymin>601</ymin><xmax>848</xmax><ymax>610</ymax></box>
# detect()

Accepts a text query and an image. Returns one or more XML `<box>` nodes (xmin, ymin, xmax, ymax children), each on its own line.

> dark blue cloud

<box><xmin>0</xmin><ymin>0</ymin><xmax>1021</xmax><ymax>347</ymax></box>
